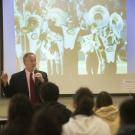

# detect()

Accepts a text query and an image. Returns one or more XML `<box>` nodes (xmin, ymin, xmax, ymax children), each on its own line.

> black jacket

<box><xmin>117</xmin><ymin>125</ymin><xmax>135</xmax><ymax>135</ymax></box>
<box><xmin>34</xmin><ymin>101</ymin><xmax>72</xmax><ymax>125</ymax></box>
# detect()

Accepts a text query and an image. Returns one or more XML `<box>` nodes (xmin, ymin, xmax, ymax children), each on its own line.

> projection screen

<box><xmin>2</xmin><ymin>0</ymin><xmax>135</xmax><ymax>94</ymax></box>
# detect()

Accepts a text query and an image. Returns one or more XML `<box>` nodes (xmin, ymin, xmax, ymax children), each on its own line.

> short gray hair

<box><xmin>23</xmin><ymin>52</ymin><xmax>35</xmax><ymax>63</ymax></box>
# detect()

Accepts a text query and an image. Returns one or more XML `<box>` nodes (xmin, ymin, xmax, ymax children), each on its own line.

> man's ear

<box><xmin>73</xmin><ymin>101</ymin><xmax>77</xmax><ymax>110</ymax></box>
<box><xmin>23</xmin><ymin>60</ymin><xmax>26</xmax><ymax>66</ymax></box>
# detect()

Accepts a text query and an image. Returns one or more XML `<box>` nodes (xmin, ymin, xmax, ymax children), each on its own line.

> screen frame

<box><xmin>1</xmin><ymin>0</ymin><xmax>135</xmax><ymax>96</ymax></box>
<box><xmin>0</xmin><ymin>0</ymin><xmax>3</xmax><ymax>97</ymax></box>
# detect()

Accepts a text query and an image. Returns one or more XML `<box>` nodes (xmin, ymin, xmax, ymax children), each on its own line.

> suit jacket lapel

<box><xmin>21</xmin><ymin>70</ymin><xmax>29</xmax><ymax>95</ymax></box>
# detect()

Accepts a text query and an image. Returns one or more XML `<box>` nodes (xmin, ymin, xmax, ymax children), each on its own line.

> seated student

<box><xmin>31</xmin><ymin>107</ymin><xmax>62</xmax><ymax>135</ymax></box>
<box><xmin>95</xmin><ymin>91</ymin><xmax>119</xmax><ymax>135</ymax></box>
<box><xmin>117</xmin><ymin>98</ymin><xmax>135</xmax><ymax>135</ymax></box>
<box><xmin>1</xmin><ymin>94</ymin><xmax>33</xmax><ymax>135</ymax></box>
<box><xmin>36</xmin><ymin>82</ymin><xmax>71</xmax><ymax>125</ymax></box>
<box><xmin>62</xmin><ymin>88</ymin><xmax>111</xmax><ymax>135</ymax></box>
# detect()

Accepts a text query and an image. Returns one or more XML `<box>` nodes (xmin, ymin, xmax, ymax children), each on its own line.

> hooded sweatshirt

<box><xmin>62</xmin><ymin>114</ymin><xmax>111</xmax><ymax>135</ymax></box>
<box><xmin>95</xmin><ymin>105</ymin><xmax>119</xmax><ymax>135</ymax></box>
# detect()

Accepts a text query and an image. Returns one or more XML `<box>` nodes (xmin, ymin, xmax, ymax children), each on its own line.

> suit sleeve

<box><xmin>42</xmin><ymin>71</ymin><xmax>48</xmax><ymax>83</ymax></box>
<box><xmin>2</xmin><ymin>75</ymin><xmax>16</xmax><ymax>97</ymax></box>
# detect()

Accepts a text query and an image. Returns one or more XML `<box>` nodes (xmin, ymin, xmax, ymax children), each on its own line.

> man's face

<box><xmin>24</xmin><ymin>54</ymin><xmax>36</xmax><ymax>72</ymax></box>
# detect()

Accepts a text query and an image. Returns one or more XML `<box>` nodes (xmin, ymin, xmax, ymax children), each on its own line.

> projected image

<box><xmin>14</xmin><ymin>0</ymin><xmax>127</xmax><ymax>75</ymax></box>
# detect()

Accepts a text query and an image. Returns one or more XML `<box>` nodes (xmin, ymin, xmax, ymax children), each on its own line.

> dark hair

<box><xmin>120</xmin><ymin>99</ymin><xmax>135</xmax><ymax>125</ymax></box>
<box><xmin>96</xmin><ymin>91</ymin><xmax>113</xmax><ymax>109</ymax></box>
<box><xmin>117</xmin><ymin>125</ymin><xmax>135</xmax><ymax>135</ymax></box>
<box><xmin>8</xmin><ymin>94</ymin><xmax>33</xmax><ymax>123</ymax></box>
<box><xmin>73</xmin><ymin>87</ymin><xmax>94</xmax><ymax>116</ymax></box>
<box><xmin>31</xmin><ymin>107</ymin><xmax>62</xmax><ymax>135</ymax></box>
<box><xmin>23</xmin><ymin>52</ymin><xmax>35</xmax><ymax>63</ymax></box>
<box><xmin>6</xmin><ymin>94</ymin><xmax>33</xmax><ymax>135</ymax></box>
<box><xmin>40</xmin><ymin>82</ymin><xmax>59</xmax><ymax>102</ymax></box>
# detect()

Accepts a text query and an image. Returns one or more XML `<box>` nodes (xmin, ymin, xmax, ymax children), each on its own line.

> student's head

<box><xmin>40</xmin><ymin>82</ymin><xmax>59</xmax><ymax>102</ymax></box>
<box><xmin>120</xmin><ymin>99</ymin><xmax>135</xmax><ymax>125</ymax></box>
<box><xmin>23</xmin><ymin>52</ymin><xmax>36</xmax><ymax>72</ymax></box>
<box><xmin>73</xmin><ymin>87</ymin><xmax>94</xmax><ymax>116</ymax></box>
<box><xmin>96</xmin><ymin>91</ymin><xmax>113</xmax><ymax>109</ymax></box>
<box><xmin>6</xmin><ymin>94</ymin><xmax>33</xmax><ymax>135</ymax></box>
<box><xmin>8</xmin><ymin>94</ymin><xmax>33</xmax><ymax>123</ymax></box>
<box><xmin>31</xmin><ymin>107</ymin><xmax>62</xmax><ymax>135</ymax></box>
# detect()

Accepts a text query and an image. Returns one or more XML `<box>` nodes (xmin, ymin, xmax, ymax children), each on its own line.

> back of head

<box><xmin>6</xmin><ymin>94</ymin><xmax>33</xmax><ymax>135</ymax></box>
<box><xmin>8</xmin><ymin>94</ymin><xmax>33</xmax><ymax>123</ymax></box>
<box><xmin>73</xmin><ymin>87</ymin><xmax>94</xmax><ymax>116</ymax></box>
<box><xmin>31</xmin><ymin>107</ymin><xmax>62</xmax><ymax>135</ymax></box>
<box><xmin>120</xmin><ymin>98</ymin><xmax>135</xmax><ymax>125</ymax></box>
<box><xmin>40</xmin><ymin>82</ymin><xmax>59</xmax><ymax>102</ymax></box>
<box><xmin>96</xmin><ymin>91</ymin><xmax>113</xmax><ymax>109</ymax></box>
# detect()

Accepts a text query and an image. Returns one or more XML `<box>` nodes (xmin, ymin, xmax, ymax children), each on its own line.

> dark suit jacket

<box><xmin>2</xmin><ymin>70</ymin><xmax>48</xmax><ymax>98</ymax></box>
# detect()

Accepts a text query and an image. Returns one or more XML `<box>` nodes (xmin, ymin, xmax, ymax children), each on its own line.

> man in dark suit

<box><xmin>1</xmin><ymin>52</ymin><xmax>48</xmax><ymax>104</ymax></box>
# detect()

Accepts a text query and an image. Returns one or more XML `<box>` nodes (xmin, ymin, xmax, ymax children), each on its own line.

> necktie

<box><xmin>29</xmin><ymin>72</ymin><xmax>36</xmax><ymax>103</ymax></box>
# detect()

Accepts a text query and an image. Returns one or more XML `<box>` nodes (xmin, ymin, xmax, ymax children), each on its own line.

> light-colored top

<box><xmin>95</xmin><ymin>105</ymin><xmax>119</xmax><ymax>135</ymax></box>
<box><xmin>62</xmin><ymin>114</ymin><xmax>111</xmax><ymax>135</ymax></box>
<box><xmin>25</xmin><ymin>69</ymin><xmax>35</xmax><ymax>99</ymax></box>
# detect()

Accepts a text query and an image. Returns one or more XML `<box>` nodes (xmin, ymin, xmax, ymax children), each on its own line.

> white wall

<box><xmin>0</xmin><ymin>95</ymin><xmax>132</xmax><ymax>118</ymax></box>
